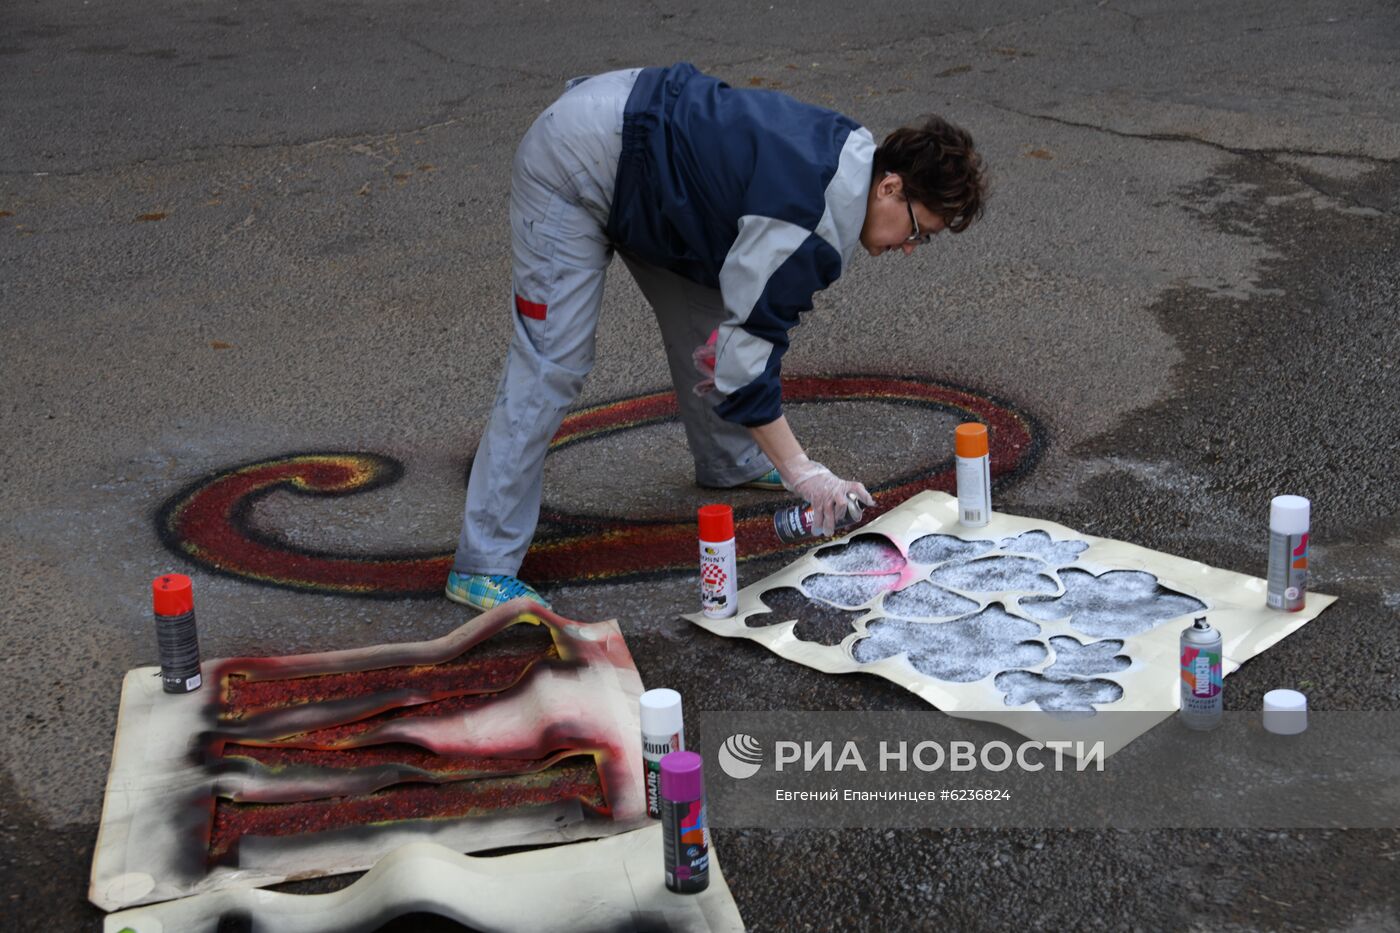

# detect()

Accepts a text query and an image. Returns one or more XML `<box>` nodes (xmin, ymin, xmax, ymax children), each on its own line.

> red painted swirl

<box><xmin>157</xmin><ymin>376</ymin><xmax>1041</xmax><ymax>596</ymax></box>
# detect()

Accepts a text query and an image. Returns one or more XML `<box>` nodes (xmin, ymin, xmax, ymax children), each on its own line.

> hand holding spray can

<box><xmin>1179</xmin><ymin>616</ymin><xmax>1222</xmax><ymax>730</ymax></box>
<box><xmin>1266</xmin><ymin>495</ymin><xmax>1309</xmax><ymax>611</ymax></box>
<box><xmin>698</xmin><ymin>505</ymin><xmax>737</xmax><ymax>618</ymax></box>
<box><xmin>954</xmin><ymin>423</ymin><xmax>991</xmax><ymax>527</ymax></box>
<box><xmin>773</xmin><ymin>492</ymin><xmax>865</xmax><ymax>544</ymax></box>
<box><xmin>640</xmin><ymin>688</ymin><xmax>685</xmax><ymax>819</ymax></box>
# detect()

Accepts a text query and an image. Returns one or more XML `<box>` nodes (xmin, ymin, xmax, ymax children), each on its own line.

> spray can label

<box><xmin>773</xmin><ymin>497</ymin><xmax>863</xmax><ymax>544</ymax></box>
<box><xmin>699</xmin><ymin>539</ymin><xmax>738</xmax><ymax>618</ymax></box>
<box><xmin>1266</xmin><ymin>531</ymin><xmax>1308</xmax><ymax>611</ymax></box>
<box><xmin>662</xmin><ymin>797</ymin><xmax>710</xmax><ymax>893</ymax></box>
<box><xmin>642</xmin><ymin>730</ymin><xmax>684</xmax><ymax>819</ymax></box>
<box><xmin>156</xmin><ymin>610</ymin><xmax>203</xmax><ymax>693</ymax></box>
<box><xmin>1179</xmin><ymin>639</ymin><xmax>1223</xmax><ymax>725</ymax></box>
<box><xmin>955</xmin><ymin>453</ymin><xmax>992</xmax><ymax>526</ymax></box>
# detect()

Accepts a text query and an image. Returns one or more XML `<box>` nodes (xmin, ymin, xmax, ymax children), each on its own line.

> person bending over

<box><xmin>447</xmin><ymin>63</ymin><xmax>986</xmax><ymax>611</ymax></box>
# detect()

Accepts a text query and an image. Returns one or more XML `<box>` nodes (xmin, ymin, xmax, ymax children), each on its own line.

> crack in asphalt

<box><xmin>401</xmin><ymin>35</ymin><xmax>460</xmax><ymax>66</ymax></box>
<box><xmin>0</xmin><ymin>108</ymin><xmax>524</xmax><ymax>180</ymax></box>
<box><xmin>1098</xmin><ymin>5</ymin><xmax>1146</xmax><ymax>43</ymax></box>
<box><xmin>644</xmin><ymin>1</ymin><xmax>1082</xmax><ymax>62</ymax></box>
<box><xmin>990</xmin><ymin>103</ymin><xmax>1400</xmax><ymax>216</ymax></box>
<box><xmin>398</xmin><ymin>33</ymin><xmax>558</xmax><ymax>85</ymax></box>
<box><xmin>992</xmin><ymin>104</ymin><xmax>1400</xmax><ymax>165</ymax></box>
<box><xmin>971</xmin><ymin>3</ymin><xmax>1084</xmax><ymax>47</ymax></box>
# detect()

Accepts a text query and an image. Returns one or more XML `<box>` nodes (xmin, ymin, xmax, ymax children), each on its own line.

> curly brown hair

<box><xmin>873</xmin><ymin>116</ymin><xmax>986</xmax><ymax>233</ymax></box>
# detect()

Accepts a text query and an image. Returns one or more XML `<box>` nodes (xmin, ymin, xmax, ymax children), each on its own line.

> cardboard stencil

<box><xmin>103</xmin><ymin>825</ymin><xmax>745</xmax><ymax>933</ymax></box>
<box><xmin>687</xmin><ymin>491</ymin><xmax>1335</xmax><ymax>755</ymax></box>
<box><xmin>91</xmin><ymin>599</ymin><xmax>648</xmax><ymax>911</ymax></box>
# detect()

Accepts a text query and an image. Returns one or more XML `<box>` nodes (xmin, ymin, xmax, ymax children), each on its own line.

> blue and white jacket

<box><xmin>606</xmin><ymin>63</ymin><xmax>874</xmax><ymax>427</ymax></box>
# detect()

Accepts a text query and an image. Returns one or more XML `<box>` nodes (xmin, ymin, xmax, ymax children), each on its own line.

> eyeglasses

<box><xmin>903</xmin><ymin>195</ymin><xmax>933</xmax><ymax>245</ymax></box>
<box><xmin>884</xmin><ymin>173</ymin><xmax>935</xmax><ymax>247</ymax></box>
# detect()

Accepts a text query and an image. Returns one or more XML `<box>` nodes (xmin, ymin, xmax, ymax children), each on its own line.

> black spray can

<box><xmin>660</xmin><ymin>750</ymin><xmax>709</xmax><ymax>893</ymax></box>
<box><xmin>152</xmin><ymin>573</ymin><xmax>202</xmax><ymax>693</ymax></box>
<box><xmin>773</xmin><ymin>492</ymin><xmax>865</xmax><ymax>543</ymax></box>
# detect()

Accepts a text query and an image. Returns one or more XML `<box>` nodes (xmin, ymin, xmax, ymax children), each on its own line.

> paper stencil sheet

<box><xmin>103</xmin><ymin>825</ymin><xmax>745</xmax><ymax>933</ymax></box>
<box><xmin>687</xmin><ymin>492</ymin><xmax>1335</xmax><ymax>755</ymax></box>
<box><xmin>91</xmin><ymin>600</ymin><xmax>648</xmax><ymax>911</ymax></box>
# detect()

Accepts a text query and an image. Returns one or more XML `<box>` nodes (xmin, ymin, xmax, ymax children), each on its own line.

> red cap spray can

<box><xmin>698</xmin><ymin>505</ymin><xmax>738</xmax><ymax>618</ymax></box>
<box><xmin>152</xmin><ymin>573</ymin><xmax>202</xmax><ymax>693</ymax></box>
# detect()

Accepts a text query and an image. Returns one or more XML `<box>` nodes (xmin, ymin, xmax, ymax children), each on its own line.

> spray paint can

<box><xmin>773</xmin><ymin>492</ymin><xmax>864</xmax><ymax>544</ymax></box>
<box><xmin>152</xmin><ymin>573</ymin><xmax>202</xmax><ymax>694</ymax></box>
<box><xmin>698</xmin><ymin>505</ymin><xmax>738</xmax><ymax>618</ymax></box>
<box><xmin>955</xmin><ymin>422</ymin><xmax>991</xmax><ymax>527</ymax></box>
<box><xmin>640</xmin><ymin>688</ymin><xmax>685</xmax><ymax>820</ymax></box>
<box><xmin>660</xmin><ymin>750</ymin><xmax>710</xmax><ymax>894</ymax></box>
<box><xmin>1266</xmin><ymin>495</ymin><xmax>1310</xmax><ymax>611</ymax></box>
<box><xmin>1179</xmin><ymin>616</ymin><xmax>1222</xmax><ymax>730</ymax></box>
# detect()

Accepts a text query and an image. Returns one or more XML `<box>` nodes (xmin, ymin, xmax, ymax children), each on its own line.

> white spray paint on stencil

<box><xmin>779</xmin><ymin>531</ymin><xmax>1206</xmax><ymax>711</ymax></box>
<box><xmin>813</xmin><ymin>535</ymin><xmax>907</xmax><ymax>573</ymax></box>
<box><xmin>881</xmin><ymin>580</ymin><xmax>980</xmax><ymax>619</ymax></box>
<box><xmin>851</xmin><ymin>606</ymin><xmax>1047</xmax><ymax>682</ymax></box>
<box><xmin>906</xmin><ymin>533</ymin><xmax>995</xmax><ymax>565</ymax></box>
<box><xmin>993</xmin><ymin>670</ymin><xmax>1125</xmax><ymax>712</ymax></box>
<box><xmin>997</xmin><ymin>530</ymin><xmax>1089</xmax><ymax>567</ymax></box>
<box><xmin>928</xmin><ymin>556</ymin><xmax>1060</xmax><ymax>594</ymax></box>
<box><xmin>1019</xmin><ymin>568</ymin><xmax>1206</xmax><ymax>638</ymax></box>
<box><xmin>1042</xmin><ymin>635</ymin><xmax>1131</xmax><ymax>678</ymax></box>
<box><xmin>801</xmin><ymin>572</ymin><xmax>902</xmax><ymax>609</ymax></box>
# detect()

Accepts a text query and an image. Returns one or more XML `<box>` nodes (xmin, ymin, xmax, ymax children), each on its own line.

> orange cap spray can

<box><xmin>955</xmin><ymin>423</ymin><xmax>991</xmax><ymax>527</ymax></box>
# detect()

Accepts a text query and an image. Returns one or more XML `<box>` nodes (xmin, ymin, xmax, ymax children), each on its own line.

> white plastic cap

<box><xmin>639</xmin><ymin>688</ymin><xmax>684</xmax><ymax>736</ymax></box>
<box><xmin>1270</xmin><ymin>495</ymin><xmax>1310</xmax><ymax>535</ymax></box>
<box><xmin>1262</xmin><ymin>688</ymin><xmax>1308</xmax><ymax>735</ymax></box>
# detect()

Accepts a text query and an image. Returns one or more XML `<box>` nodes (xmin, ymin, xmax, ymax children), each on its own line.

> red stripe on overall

<box><xmin>515</xmin><ymin>295</ymin><xmax>547</xmax><ymax>320</ymax></box>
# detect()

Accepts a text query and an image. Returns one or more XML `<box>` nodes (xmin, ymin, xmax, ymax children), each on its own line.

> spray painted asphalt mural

<box><xmin>157</xmin><ymin>376</ymin><xmax>1044</xmax><ymax>596</ymax></box>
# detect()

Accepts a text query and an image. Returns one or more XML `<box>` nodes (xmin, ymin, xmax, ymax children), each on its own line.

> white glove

<box><xmin>780</xmin><ymin>454</ymin><xmax>875</xmax><ymax>536</ymax></box>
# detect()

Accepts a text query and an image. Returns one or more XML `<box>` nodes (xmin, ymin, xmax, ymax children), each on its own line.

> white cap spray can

<box><xmin>1266</xmin><ymin>495</ymin><xmax>1309</xmax><ymax>611</ymax></box>
<box><xmin>640</xmin><ymin>688</ymin><xmax>685</xmax><ymax>819</ymax></box>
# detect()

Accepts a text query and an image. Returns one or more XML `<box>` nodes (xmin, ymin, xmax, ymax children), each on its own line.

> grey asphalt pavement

<box><xmin>3</xmin><ymin>1</ymin><xmax>1399</xmax><ymax>930</ymax></box>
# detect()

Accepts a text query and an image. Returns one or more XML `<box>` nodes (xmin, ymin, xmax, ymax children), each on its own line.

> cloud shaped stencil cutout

<box><xmin>1019</xmin><ymin>569</ymin><xmax>1206</xmax><ymax>638</ymax></box>
<box><xmin>929</xmin><ymin>556</ymin><xmax>1059</xmax><ymax>595</ymax></box>
<box><xmin>997</xmin><ymin>530</ymin><xmax>1089</xmax><ymax>567</ymax></box>
<box><xmin>852</xmin><ymin>607</ymin><xmax>1047</xmax><ymax>682</ymax></box>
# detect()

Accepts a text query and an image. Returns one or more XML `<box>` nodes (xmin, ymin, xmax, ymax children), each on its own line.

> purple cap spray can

<box><xmin>660</xmin><ymin>750</ymin><xmax>709</xmax><ymax>893</ymax></box>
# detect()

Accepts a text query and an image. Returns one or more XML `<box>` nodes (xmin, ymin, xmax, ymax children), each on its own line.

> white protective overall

<box><xmin>455</xmin><ymin>70</ymin><xmax>773</xmax><ymax>576</ymax></box>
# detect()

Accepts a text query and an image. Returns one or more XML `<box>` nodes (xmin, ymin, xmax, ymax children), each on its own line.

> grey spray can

<box><xmin>1179</xmin><ymin>617</ymin><xmax>1223</xmax><ymax>730</ymax></box>
<box><xmin>1266</xmin><ymin>495</ymin><xmax>1309</xmax><ymax>611</ymax></box>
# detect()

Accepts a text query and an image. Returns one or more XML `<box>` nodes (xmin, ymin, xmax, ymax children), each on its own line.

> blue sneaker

<box><xmin>445</xmin><ymin>571</ymin><xmax>552</xmax><ymax>612</ymax></box>
<box><xmin>738</xmin><ymin>467</ymin><xmax>785</xmax><ymax>491</ymax></box>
